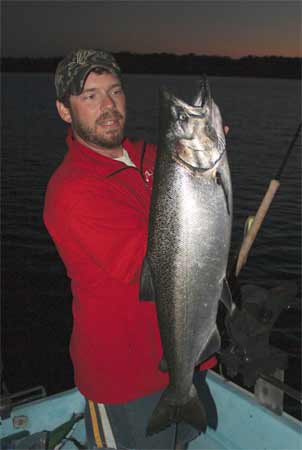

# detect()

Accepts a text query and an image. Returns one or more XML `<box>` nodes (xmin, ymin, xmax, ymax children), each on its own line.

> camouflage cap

<box><xmin>55</xmin><ymin>49</ymin><xmax>121</xmax><ymax>101</ymax></box>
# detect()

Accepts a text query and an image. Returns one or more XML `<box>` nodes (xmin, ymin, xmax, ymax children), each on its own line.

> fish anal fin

<box><xmin>196</xmin><ymin>327</ymin><xmax>221</xmax><ymax>367</ymax></box>
<box><xmin>139</xmin><ymin>257</ymin><xmax>156</xmax><ymax>301</ymax></box>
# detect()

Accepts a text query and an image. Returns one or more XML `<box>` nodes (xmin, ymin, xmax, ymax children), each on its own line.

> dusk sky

<box><xmin>2</xmin><ymin>1</ymin><xmax>302</xmax><ymax>59</ymax></box>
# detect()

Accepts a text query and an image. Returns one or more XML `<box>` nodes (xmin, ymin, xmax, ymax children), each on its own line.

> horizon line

<box><xmin>2</xmin><ymin>53</ymin><xmax>301</xmax><ymax>60</ymax></box>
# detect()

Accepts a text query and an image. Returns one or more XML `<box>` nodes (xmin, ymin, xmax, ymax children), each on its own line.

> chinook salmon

<box><xmin>140</xmin><ymin>76</ymin><xmax>233</xmax><ymax>435</ymax></box>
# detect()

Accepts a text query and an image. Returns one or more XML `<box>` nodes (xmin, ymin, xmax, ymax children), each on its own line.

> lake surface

<box><xmin>2</xmin><ymin>73</ymin><xmax>301</xmax><ymax>417</ymax></box>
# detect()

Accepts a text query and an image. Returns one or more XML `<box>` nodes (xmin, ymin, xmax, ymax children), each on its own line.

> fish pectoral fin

<box><xmin>139</xmin><ymin>257</ymin><xmax>156</xmax><ymax>301</ymax></box>
<box><xmin>146</xmin><ymin>385</ymin><xmax>207</xmax><ymax>436</ymax></box>
<box><xmin>216</xmin><ymin>170</ymin><xmax>231</xmax><ymax>215</ymax></box>
<box><xmin>220</xmin><ymin>278</ymin><xmax>233</xmax><ymax>312</ymax></box>
<box><xmin>196</xmin><ymin>327</ymin><xmax>221</xmax><ymax>366</ymax></box>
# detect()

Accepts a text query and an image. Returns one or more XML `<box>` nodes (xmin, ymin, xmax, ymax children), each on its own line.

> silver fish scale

<box><xmin>148</xmin><ymin>155</ymin><xmax>231</xmax><ymax>403</ymax></box>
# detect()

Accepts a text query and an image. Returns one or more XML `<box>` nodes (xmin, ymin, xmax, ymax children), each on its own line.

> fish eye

<box><xmin>178</xmin><ymin>112</ymin><xmax>188</xmax><ymax>121</ymax></box>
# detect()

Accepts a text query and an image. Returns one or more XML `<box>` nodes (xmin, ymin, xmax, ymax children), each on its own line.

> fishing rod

<box><xmin>235</xmin><ymin>121</ymin><xmax>302</xmax><ymax>277</ymax></box>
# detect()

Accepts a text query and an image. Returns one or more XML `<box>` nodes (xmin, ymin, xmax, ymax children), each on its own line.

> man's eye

<box><xmin>82</xmin><ymin>92</ymin><xmax>96</xmax><ymax>101</ymax></box>
<box><xmin>112</xmin><ymin>88</ymin><xmax>122</xmax><ymax>95</ymax></box>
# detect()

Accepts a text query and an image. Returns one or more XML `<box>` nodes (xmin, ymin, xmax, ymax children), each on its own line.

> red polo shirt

<box><xmin>43</xmin><ymin>130</ymin><xmax>216</xmax><ymax>403</ymax></box>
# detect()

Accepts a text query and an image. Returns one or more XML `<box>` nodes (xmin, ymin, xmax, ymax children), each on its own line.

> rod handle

<box><xmin>235</xmin><ymin>179</ymin><xmax>280</xmax><ymax>276</ymax></box>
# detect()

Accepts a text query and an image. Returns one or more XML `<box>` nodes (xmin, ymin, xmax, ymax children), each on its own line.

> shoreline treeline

<box><xmin>1</xmin><ymin>53</ymin><xmax>301</xmax><ymax>79</ymax></box>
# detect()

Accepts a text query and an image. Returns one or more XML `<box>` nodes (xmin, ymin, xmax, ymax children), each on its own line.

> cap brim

<box><xmin>69</xmin><ymin>64</ymin><xmax>120</xmax><ymax>96</ymax></box>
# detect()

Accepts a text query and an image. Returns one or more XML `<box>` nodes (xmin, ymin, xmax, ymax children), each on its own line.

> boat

<box><xmin>1</xmin><ymin>369</ymin><xmax>301</xmax><ymax>450</ymax></box>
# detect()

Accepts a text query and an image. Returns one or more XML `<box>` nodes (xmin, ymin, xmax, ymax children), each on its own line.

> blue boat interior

<box><xmin>1</xmin><ymin>371</ymin><xmax>301</xmax><ymax>450</ymax></box>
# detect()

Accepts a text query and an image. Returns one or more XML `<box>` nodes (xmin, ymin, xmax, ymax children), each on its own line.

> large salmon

<box><xmin>140</xmin><ymin>76</ymin><xmax>233</xmax><ymax>435</ymax></box>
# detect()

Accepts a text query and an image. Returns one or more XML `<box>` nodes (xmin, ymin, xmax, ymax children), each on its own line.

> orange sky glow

<box><xmin>3</xmin><ymin>1</ymin><xmax>301</xmax><ymax>58</ymax></box>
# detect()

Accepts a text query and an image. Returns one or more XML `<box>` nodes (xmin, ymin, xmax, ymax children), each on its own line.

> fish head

<box><xmin>160</xmin><ymin>76</ymin><xmax>226</xmax><ymax>176</ymax></box>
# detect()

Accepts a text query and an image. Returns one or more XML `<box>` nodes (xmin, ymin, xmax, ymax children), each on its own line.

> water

<box><xmin>2</xmin><ymin>73</ymin><xmax>301</xmax><ymax>416</ymax></box>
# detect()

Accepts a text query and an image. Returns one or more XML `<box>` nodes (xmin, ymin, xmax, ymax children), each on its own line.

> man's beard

<box><xmin>71</xmin><ymin>110</ymin><xmax>125</xmax><ymax>149</ymax></box>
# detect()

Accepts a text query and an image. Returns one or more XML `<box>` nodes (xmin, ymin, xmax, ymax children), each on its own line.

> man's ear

<box><xmin>56</xmin><ymin>100</ymin><xmax>72</xmax><ymax>124</ymax></box>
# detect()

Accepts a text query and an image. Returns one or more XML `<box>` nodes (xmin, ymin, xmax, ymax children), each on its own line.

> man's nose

<box><xmin>101</xmin><ymin>93</ymin><xmax>115</xmax><ymax>109</ymax></box>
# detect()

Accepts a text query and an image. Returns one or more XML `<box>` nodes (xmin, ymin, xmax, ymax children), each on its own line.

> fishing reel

<box><xmin>218</xmin><ymin>281</ymin><xmax>298</xmax><ymax>387</ymax></box>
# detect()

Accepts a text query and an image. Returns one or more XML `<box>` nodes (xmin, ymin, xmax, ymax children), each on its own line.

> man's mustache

<box><xmin>96</xmin><ymin>110</ymin><xmax>123</xmax><ymax>125</ymax></box>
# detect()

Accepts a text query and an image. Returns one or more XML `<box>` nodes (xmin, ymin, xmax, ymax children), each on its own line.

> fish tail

<box><xmin>146</xmin><ymin>385</ymin><xmax>207</xmax><ymax>436</ymax></box>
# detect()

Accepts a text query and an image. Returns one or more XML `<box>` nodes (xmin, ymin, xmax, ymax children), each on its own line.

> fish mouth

<box><xmin>192</xmin><ymin>74</ymin><xmax>212</xmax><ymax>108</ymax></box>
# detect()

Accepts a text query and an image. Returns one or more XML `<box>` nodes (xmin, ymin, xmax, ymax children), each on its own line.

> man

<box><xmin>44</xmin><ymin>49</ymin><xmax>217</xmax><ymax>449</ymax></box>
